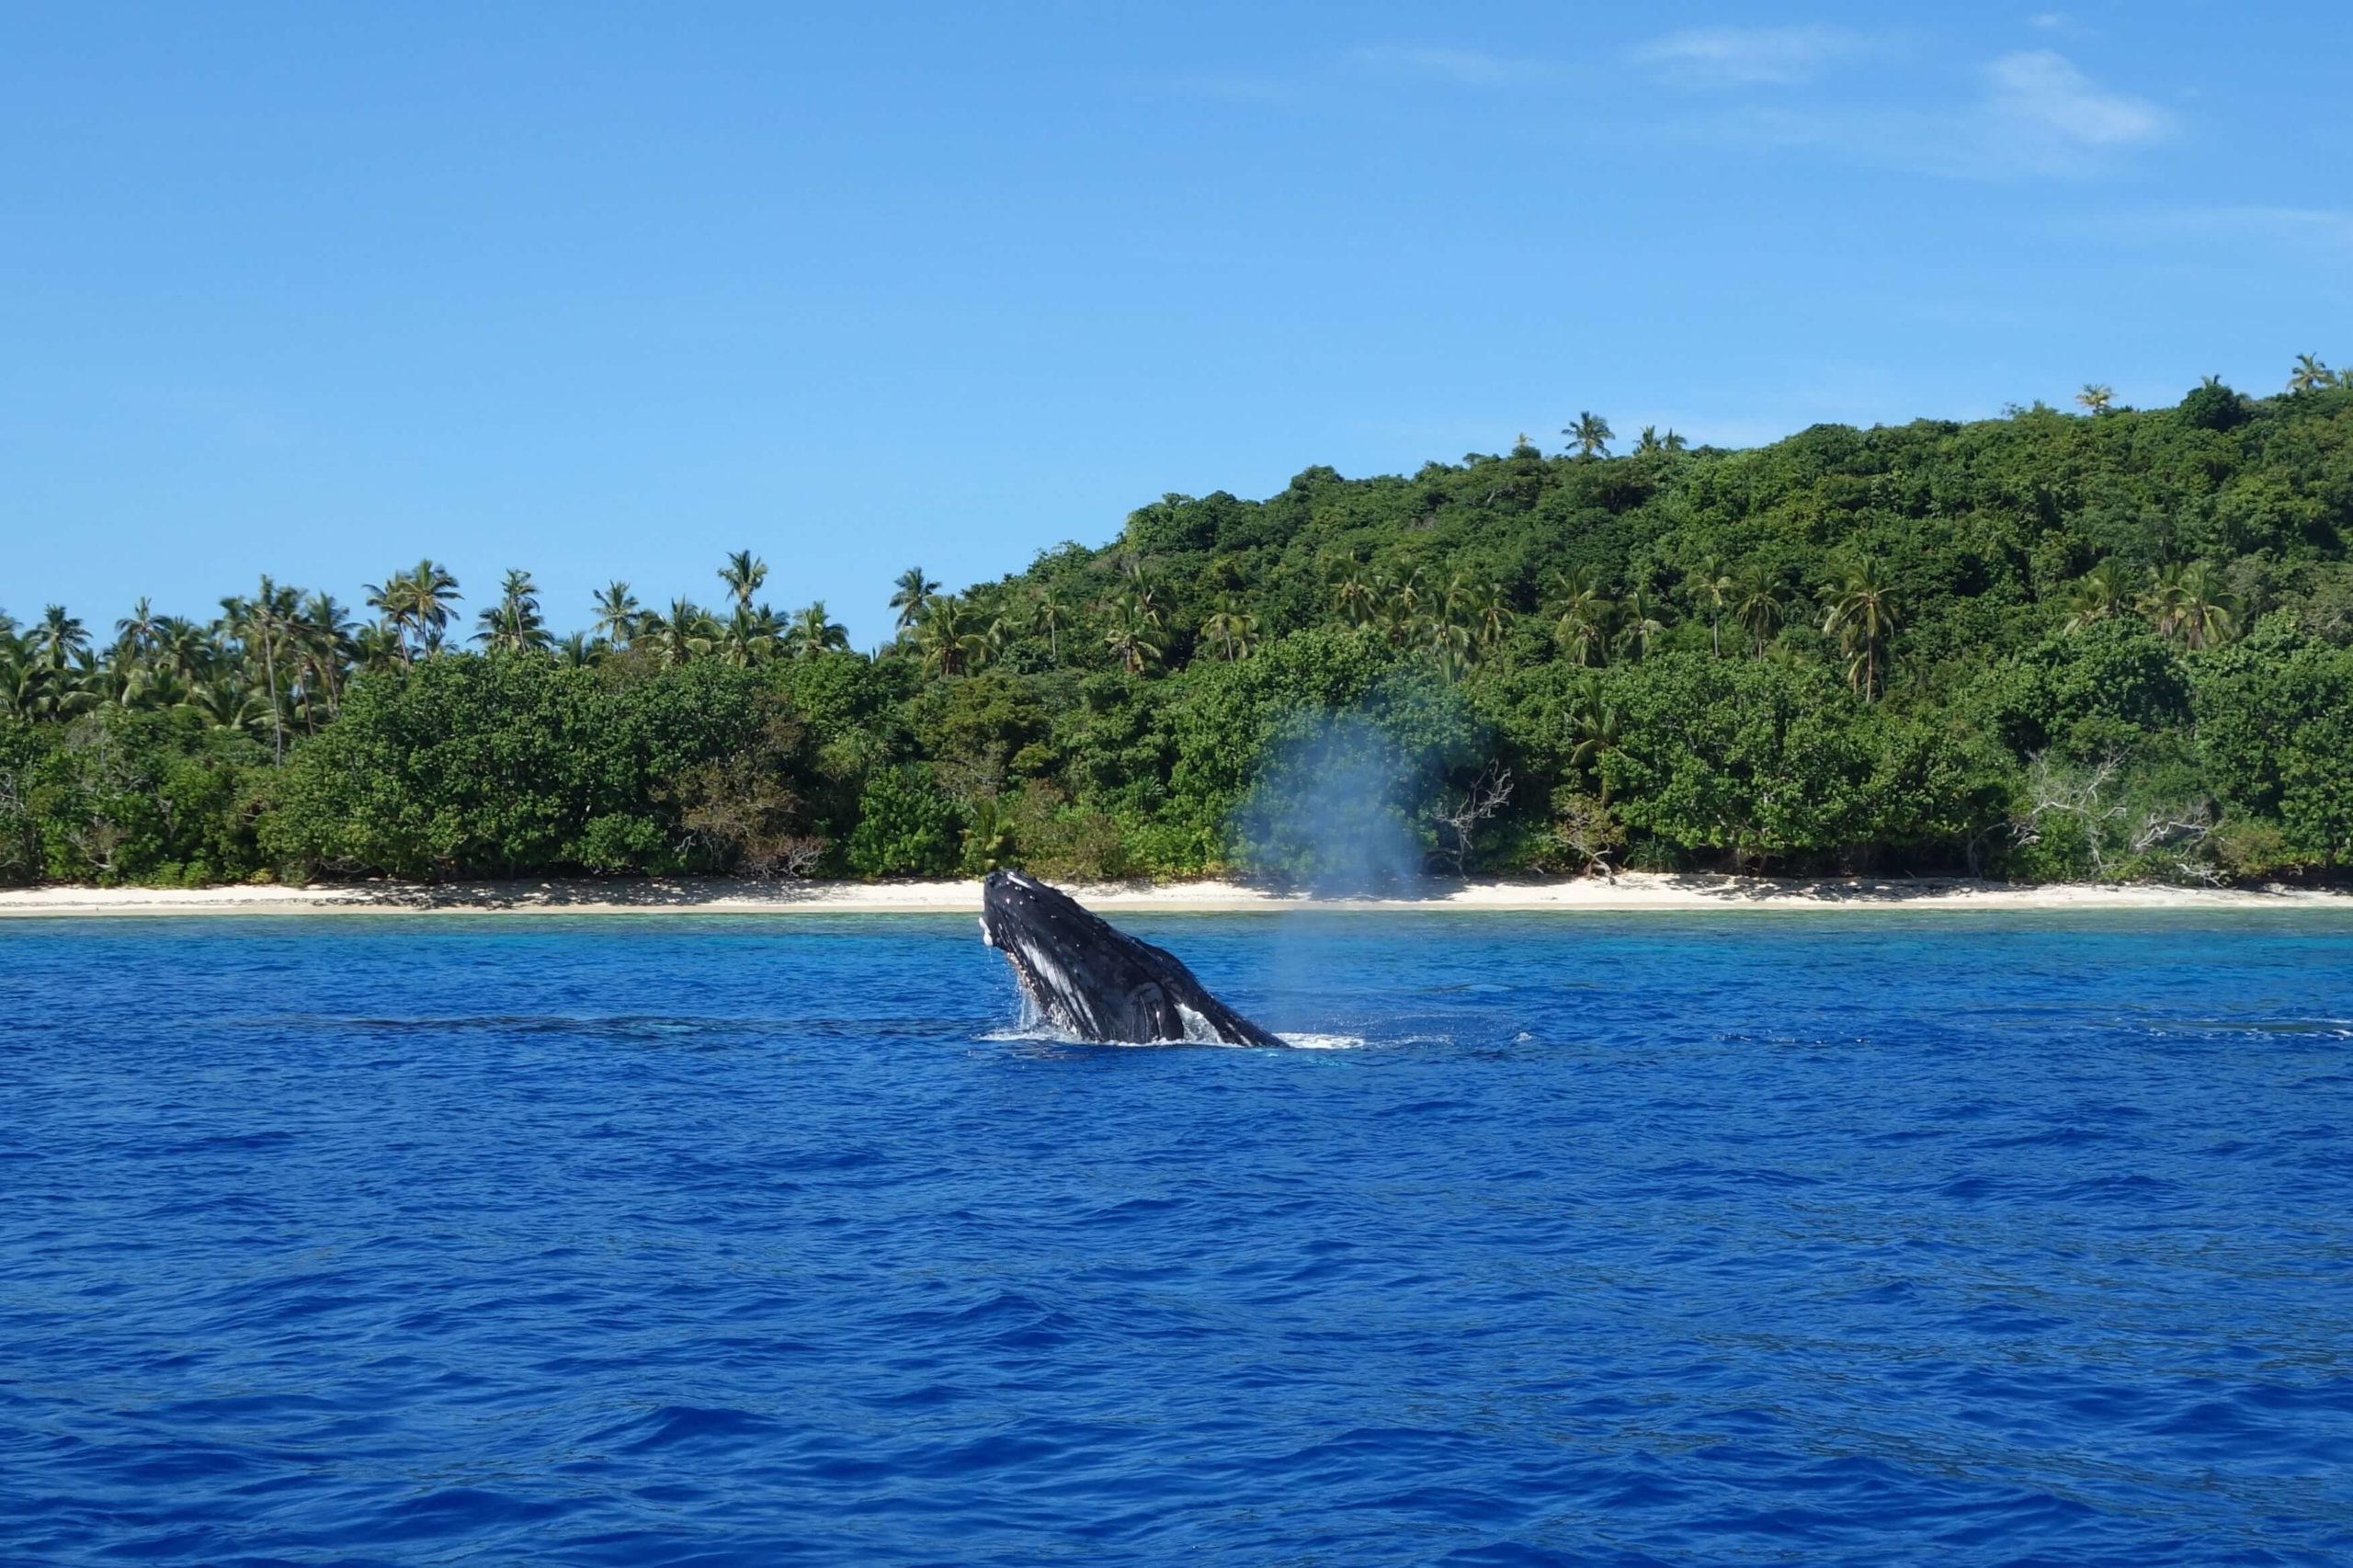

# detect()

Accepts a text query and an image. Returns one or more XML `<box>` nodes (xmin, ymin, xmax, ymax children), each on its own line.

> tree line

<box><xmin>5</xmin><ymin>358</ymin><xmax>2351</xmax><ymax>888</ymax></box>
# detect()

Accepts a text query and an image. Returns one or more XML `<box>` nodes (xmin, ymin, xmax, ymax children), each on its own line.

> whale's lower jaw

<box><xmin>980</xmin><ymin>870</ymin><xmax>1284</xmax><ymax>1047</ymax></box>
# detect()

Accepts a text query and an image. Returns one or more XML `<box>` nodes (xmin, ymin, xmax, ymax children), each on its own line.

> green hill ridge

<box><xmin>6</xmin><ymin>370</ymin><xmax>2352</xmax><ymax>887</ymax></box>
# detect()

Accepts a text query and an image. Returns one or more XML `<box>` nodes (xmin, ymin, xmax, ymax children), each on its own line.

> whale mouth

<box><xmin>978</xmin><ymin>870</ymin><xmax>1284</xmax><ymax>1048</ymax></box>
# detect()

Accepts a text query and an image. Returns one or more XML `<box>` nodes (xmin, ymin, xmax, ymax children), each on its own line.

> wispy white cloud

<box><xmin>1632</xmin><ymin>26</ymin><xmax>1870</xmax><ymax>87</ymax></box>
<box><xmin>1653</xmin><ymin>49</ymin><xmax>2172</xmax><ymax>178</ymax></box>
<box><xmin>1984</xmin><ymin>50</ymin><xmax>2169</xmax><ymax>150</ymax></box>
<box><xmin>2028</xmin><ymin>12</ymin><xmax>2071</xmax><ymax>30</ymax></box>
<box><xmin>1343</xmin><ymin>45</ymin><xmax>1549</xmax><ymax>86</ymax></box>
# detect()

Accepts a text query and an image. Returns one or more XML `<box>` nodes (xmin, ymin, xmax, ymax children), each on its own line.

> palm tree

<box><xmin>179</xmin><ymin>676</ymin><xmax>267</xmax><ymax>736</ymax></box>
<box><xmin>1029</xmin><ymin>585</ymin><xmax>1071</xmax><ymax>665</ymax></box>
<box><xmin>1731</xmin><ymin>564</ymin><xmax>1784</xmax><ymax>657</ymax></box>
<box><xmin>642</xmin><ymin>598</ymin><xmax>717</xmax><ymax>665</ymax></box>
<box><xmin>1102</xmin><ymin>602</ymin><xmax>1164</xmax><ymax>676</ymax></box>
<box><xmin>1687</xmin><ymin>553</ymin><xmax>1734</xmax><ymax>656</ymax></box>
<box><xmin>1370</xmin><ymin>569</ymin><xmax>1424</xmax><ymax>648</ymax></box>
<box><xmin>407</xmin><ymin>562</ymin><xmax>460</xmax><ymax>653</ymax></box>
<box><xmin>474</xmin><ymin>569</ymin><xmax>552</xmax><ymax>653</ymax></box>
<box><xmin>591</xmin><ymin>582</ymin><xmax>641</xmax><ymax>648</ymax></box>
<box><xmin>0</xmin><ymin>619</ymin><xmax>39</xmax><ymax>722</ymax></box>
<box><xmin>1548</xmin><ymin>568</ymin><xmax>1612</xmax><ymax>666</ymax></box>
<box><xmin>1564</xmin><ymin>673</ymin><xmax>1622</xmax><ymax>807</ymax></box>
<box><xmin>1438</xmin><ymin>573</ymin><xmax>1477</xmax><ymax>630</ymax></box>
<box><xmin>351</xmin><ymin>621</ymin><xmax>404</xmax><ymax>673</ymax></box>
<box><xmin>2142</xmin><ymin>562</ymin><xmax>2235</xmax><ymax>651</ymax></box>
<box><xmin>30</xmin><ymin>606</ymin><xmax>91</xmax><ymax>674</ymax></box>
<box><xmin>959</xmin><ymin>614</ymin><xmax>1007</xmax><ymax>674</ymax></box>
<box><xmin>1469</xmin><ymin>582</ymin><xmax>1513</xmax><ymax>651</ymax></box>
<box><xmin>1201</xmin><ymin>595</ymin><xmax>1258</xmax><ymax>661</ymax></box>
<box><xmin>1632</xmin><ymin>426</ymin><xmax>1688</xmax><ymax>456</ymax></box>
<box><xmin>2289</xmin><ymin>353</ymin><xmax>2333</xmax><ymax>393</ymax></box>
<box><xmin>1563</xmin><ymin>411</ymin><xmax>1614</xmax><ymax>460</ymax></box>
<box><xmin>1113</xmin><ymin>562</ymin><xmax>1165</xmax><ymax>631</ymax></box>
<box><xmin>1332</xmin><ymin>571</ymin><xmax>1378</xmax><ymax>628</ymax></box>
<box><xmin>891</xmin><ymin>567</ymin><xmax>939</xmax><ymax>631</ymax></box>
<box><xmin>363</xmin><ymin>572</ymin><xmax>412</xmax><ymax>664</ymax></box>
<box><xmin>1424</xmin><ymin>614</ymin><xmax>1474</xmax><ymax>682</ymax></box>
<box><xmin>2136</xmin><ymin>563</ymin><xmax>2188</xmax><ymax>642</ymax></box>
<box><xmin>2172</xmin><ymin>562</ymin><xmax>2236</xmax><ymax>651</ymax></box>
<box><xmin>718</xmin><ymin>602</ymin><xmax>781</xmax><ymax>666</ymax></box>
<box><xmin>113</xmin><ymin>597</ymin><xmax>162</xmax><ymax>661</ymax></box>
<box><xmin>142</xmin><ymin>616</ymin><xmax>190</xmax><ymax>680</ymax></box>
<box><xmin>365</xmin><ymin>560</ymin><xmax>460</xmax><ymax>665</ymax></box>
<box><xmin>916</xmin><ymin>596</ymin><xmax>969</xmax><ymax>676</ymax></box>
<box><xmin>1822</xmin><ymin>559</ymin><xmax>1898</xmax><ymax>701</ymax></box>
<box><xmin>719</xmin><ymin>550</ymin><xmax>768</xmax><ymax>610</ymax></box>
<box><xmin>297</xmin><ymin>592</ymin><xmax>355</xmax><ymax>723</ymax></box>
<box><xmin>224</xmin><ymin>577</ymin><xmax>300</xmax><ymax>763</ymax></box>
<box><xmin>2075</xmin><ymin>383</ymin><xmax>2115</xmax><ymax>415</ymax></box>
<box><xmin>127</xmin><ymin>665</ymin><xmax>191</xmax><ymax>711</ymax></box>
<box><xmin>2061</xmin><ymin>560</ymin><xmax>2128</xmax><ymax>632</ymax></box>
<box><xmin>788</xmin><ymin>601</ymin><xmax>849</xmax><ymax>659</ymax></box>
<box><xmin>1616</xmin><ymin>585</ymin><xmax>1670</xmax><ymax>662</ymax></box>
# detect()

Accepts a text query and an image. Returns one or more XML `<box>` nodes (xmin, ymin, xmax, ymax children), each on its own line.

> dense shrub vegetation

<box><xmin>6</xmin><ymin>370</ymin><xmax>2353</xmax><ymax>887</ymax></box>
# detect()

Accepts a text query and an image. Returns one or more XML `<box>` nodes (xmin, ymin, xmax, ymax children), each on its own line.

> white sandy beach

<box><xmin>0</xmin><ymin>873</ymin><xmax>2345</xmax><ymax>917</ymax></box>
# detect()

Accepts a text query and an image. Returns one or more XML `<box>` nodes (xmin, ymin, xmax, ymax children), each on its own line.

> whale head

<box><xmin>979</xmin><ymin>869</ymin><xmax>1282</xmax><ymax>1047</ymax></box>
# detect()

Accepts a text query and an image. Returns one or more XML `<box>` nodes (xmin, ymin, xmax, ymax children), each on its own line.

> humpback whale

<box><xmin>979</xmin><ymin>869</ymin><xmax>1285</xmax><ymax>1046</ymax></box>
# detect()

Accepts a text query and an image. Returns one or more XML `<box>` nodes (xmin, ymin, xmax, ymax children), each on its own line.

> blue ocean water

<box><xmin>3</xmin><ymin>911</ymin><xmax>2351</xmax><ymax>1566</ymax></box>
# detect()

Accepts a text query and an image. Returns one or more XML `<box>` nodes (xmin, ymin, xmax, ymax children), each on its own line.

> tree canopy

<box><xmin>6</xmin><ymin>367</ymin><xmax>2353</xmax><ymax>887</ymax></box>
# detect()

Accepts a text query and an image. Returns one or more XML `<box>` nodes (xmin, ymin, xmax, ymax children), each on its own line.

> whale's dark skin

<box><xmin>979</xmin><ymin>869</ymin><xmax>1285</xmax><ymax>1047</ymax></box>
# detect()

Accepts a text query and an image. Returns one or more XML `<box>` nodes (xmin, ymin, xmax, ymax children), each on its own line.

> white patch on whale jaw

<box><xmin>995</xmin><ymin>932</ymin><xmax>1100</xmax><ymax>1039</ymax></box>
<box><xmin>1175</xmin><ymin>1002</ymin><xmax>1224</xmax><ymax>1045</ymax></box>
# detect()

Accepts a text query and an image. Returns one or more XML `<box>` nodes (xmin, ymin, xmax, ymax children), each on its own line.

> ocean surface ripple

<box><xmin>4</xmin><ymin>910</ymin><xmax>2351</xmax><ymax>1564</ymax></box>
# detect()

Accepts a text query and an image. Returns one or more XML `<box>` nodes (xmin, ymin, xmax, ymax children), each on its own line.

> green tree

<box><xmin>1549</xmin><ymin>568</ymin><xmax>1612</xmax><ymax>667</ymax></box>
<box><xmin>1201</xmin><ymin>595</ymin><xmax>1258</xmax><ymax>661</ymax></box>
<box><xmin>2194</xmin><ymin>621</ymin><xmax>2353</xmax><ymax>869</ymax></box>
<box><xmin>719</xmin><ymin>550</ymin><xmax>769</xmax><ymax>610</ymax></box>
<box><xmin>1731</xmin><ymin>564</ymin><xmax>1784</xmax><ymax>659</ymax></box>
<box><xmin>788</xmin><ymin>601</ymin><xmax>850</xmax><ymax>659</ymax></box>
<box><xmin>891</xmin><ymin>567</ymin><xmax>939</xmax><ymax>631</ymax></box>
<box><xmin>1822</xmin><ymin>558</ymin><xmax>1898</xmax><ymax>701</ymax></box>
<box><xmin>474</xmin><ymin>569</ymin><xmax>553</xmax><ymax>654</ymax></box>
<box><xmin>364</xmin><ymin>561</ymin><xmax>460</xmax><ymax>665</ymax></box>
<box><xmin>845</xmin><ymin>766</ymin><xmax>961</xmax><ymax>876</ymax></box>
<box><xmin>1103</xmin><ymin>602</ymin><xmax>1165</xmax><ymax>676</ymax></box>
<box><xmin>1563</xmin><ymin>411</ymin><xmax>1614</xmax><ymax>459</ymax></box>
<box><xmin>1028</xmin><ymin>585</ymin><xmax>1073</xmax><ymax>664</ymax></box>
<box><xmin>592</xmin><ymin>582</ymin><xmax>641</xmax><ymax>648</ymax></box>
<box><xmin>2062</xmin><ymin>560</ymin><xmax>2128</xmax><ymax>631</ymax></box>
<box><xmin>1564</xmin><ymin>673</ymin><xmax>1623</xmax><ymax>806</ymax></box>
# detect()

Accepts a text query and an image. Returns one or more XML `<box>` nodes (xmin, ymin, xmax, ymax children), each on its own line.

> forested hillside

<box><xmin>6</xmin><ymin>369</ymin><xmax>2353</xmax><ymax>888</ymax></box>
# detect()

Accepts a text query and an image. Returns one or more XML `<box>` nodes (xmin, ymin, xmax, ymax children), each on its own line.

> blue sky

<box><xmin>4</xmin><ymin>3</ymin><xmax>2347</xmax><ymax>646</ymax></box>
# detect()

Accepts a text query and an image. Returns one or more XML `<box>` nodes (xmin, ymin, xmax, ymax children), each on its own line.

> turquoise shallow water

<box><xmin>3</xmin><ymin>910</ymin><xmax>2351</xmax><ymax>1564</ymax></box>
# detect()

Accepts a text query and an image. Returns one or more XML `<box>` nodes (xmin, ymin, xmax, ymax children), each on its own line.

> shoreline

<box><xmin>1</xmin><ymin>873</ymin><xmax>2347</xmax><ymax>918</ymax></box>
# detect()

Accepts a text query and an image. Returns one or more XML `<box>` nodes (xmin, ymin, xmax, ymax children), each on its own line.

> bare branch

<box><xmin>1550</xmin><ymin>793</ymin><xmax>1623</xmax><ymax>881</ymax></box>
<box><xmin>1431</xmin><ymin>763</ymin><xmax>1513</xmax><ymax>876</ymax></box>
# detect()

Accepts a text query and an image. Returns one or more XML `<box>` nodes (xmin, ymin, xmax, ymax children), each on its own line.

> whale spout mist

<box><xmin>978</xmin><ymin>870</ymin><xmax>1284</xmax><ymax>1047</ymax></box>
